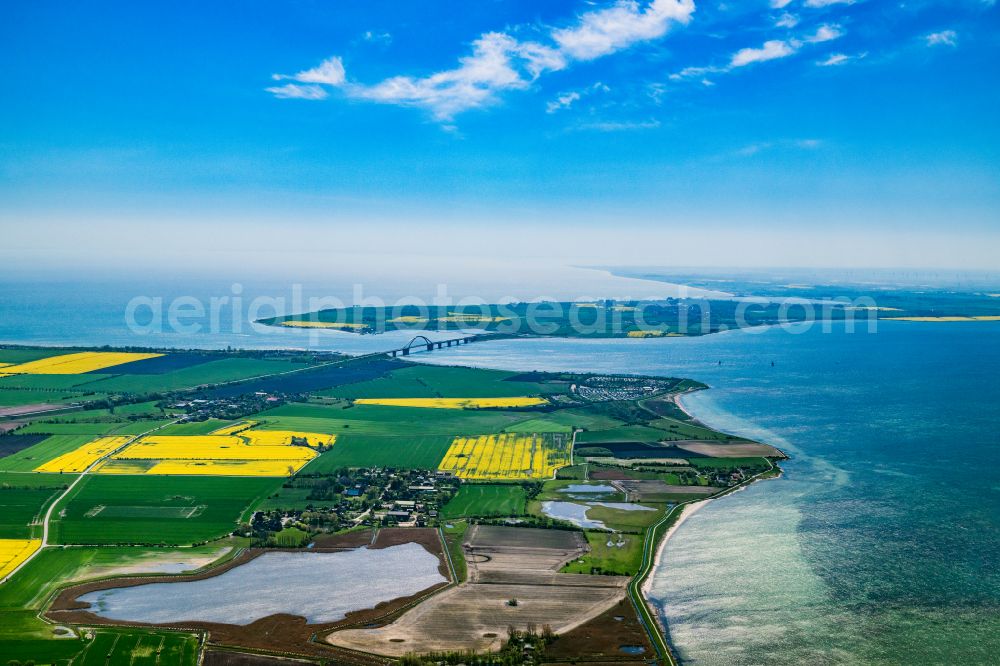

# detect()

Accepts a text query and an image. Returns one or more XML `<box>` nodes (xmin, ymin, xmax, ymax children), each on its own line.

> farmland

<box><xmin>353</xmin><ymin>396</ymin><xmax>548</xmax><ymax>409</ymax></box>
<box><xmin>0</xmin><ymin>344</ymin><xmax>784</xmax><ymax>664</ymax></box>
<box><xmin>441</xmin><ymin>484</ymin><xmax>527</xmax><ymax>518</ymax></box>
<box><xmin>439</xmin><ymin>433</ymin><xmax>572</xmax><ymax>480</ymax></box>
<box><xmin>51</xmin><ymin>475</ymin><xmax>279</xmax><ymax>545</ymax></box>
<box><xmin>0</xmin><ymin>351</ymin><xmax>163</xmax><ymax>375</ymax></box>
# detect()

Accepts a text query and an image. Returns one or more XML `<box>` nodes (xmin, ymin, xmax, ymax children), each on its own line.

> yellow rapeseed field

<box><xmin>354</xmin><ymin>397</ymin><xmax>547</xmax><ymax>409</ymax></box>
<box><xmin>438</xmin><ymin>433</ymin><xmax>570</xmax><ymax>480</ymax></box>
<box><xmin>388</xmin><ymin>316</ymin><xmax>429</xmax><ymax>324</ymax></box>
<box><xmin>113</xmin><ymin>435</ymin><xmax>315</xmax><ymax>461</ymax></box>
<box><xmin>0</xmin><ymin>351</ymin><xmax>162</xmax><ymax>375</ymax></box>
<box><xmin>95</xmin><ymin>430</ymin><xmax>329</xmax><ymax>476</ymax></box>
<box><xmin>241</xmin><ymin>429</ymin><xmax>335</xmax><ymax>448</ymax></box>
<box><xmin>141</xmin><ymin>460</ymin><xmax>308</xmax><ymax>476</ymax></box>
<box><xmin>93</xmin><ymin>460</ymin><xmax>155</xmax><ymax>474</ymax></box>
<box><xmin>210</xmin><ymin>420</ymin><xmax>259</xmax><ymax>435</ymax></box>
<box><xmin>34</xmin><ymin>436</ymin><xmax>132</xmax><ymax>473</ymax></box>
<box><xmin>0</xmin><ymin>539</ymin><xmax>41</xmax><ymax>580</ymax></box>
<box><xmin>279</xmin><ymin>321</ymin><xmax>367</xmax><ymax>330</ymax></box>
<box><xmin>627</xmin><ymin>330</ymin><xmax>665</xmax><ymax>338</ymax></box>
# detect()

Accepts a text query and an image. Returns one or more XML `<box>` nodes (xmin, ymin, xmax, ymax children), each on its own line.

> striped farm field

<box><xmin>0</xmin><ymin>539</ymin><xmax>41</xmax><ymax>580</ymax></box>
<box><xmin>0</xmin><ymin>351</ymin><xmax>162</xmax><ymax>375</ymax></box>
<box><xmin>353</xmin><ymin>397</ymin><xmax>547</xmax><ymax>409</ymax></box>
<box><xmin>92</xmin><ymin>430</ymin><xmax>331</xmax><ymax>476</ymax></box>
<box><xmin>438</xmin><ymin>432</ymin><xmax>571</xmax><ymax>480</ymax></box>
<box><xmin>33</xmin><ymin>436</ymin><xmax>131</xmax><ymax>473</ymax></box>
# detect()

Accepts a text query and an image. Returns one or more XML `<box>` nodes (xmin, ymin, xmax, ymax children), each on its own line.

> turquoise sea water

<box><xmin>1</xmin><ymin>279</ymin><xmax>997</xmax><ymax>663</ymax></box>
<box><xmin>415</xmin><ymin>322</ymin><xmax>1000</xmax><ymax>665</ymax></box>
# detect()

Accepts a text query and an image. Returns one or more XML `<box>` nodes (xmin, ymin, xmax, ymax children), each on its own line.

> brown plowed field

<box><xmin>327</xmin><ymin>526</ymin><xmax>628</xmax><ymax>657</ymax></box>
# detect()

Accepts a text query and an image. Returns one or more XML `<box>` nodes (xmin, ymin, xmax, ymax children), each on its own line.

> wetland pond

<box><xmin>541</xmin><ymin>500</ymin><xmax>654</xmax><ymax>529</ymax></box>
<box><xmin>79</xmin><ymin>543</ymin><xmax>446</xmax><ymax>625</ymax></box>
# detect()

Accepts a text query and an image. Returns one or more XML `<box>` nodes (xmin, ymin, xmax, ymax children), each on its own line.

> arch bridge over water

<box><xmin>387</xmin><ymin>333</ymin><xmax>494</xmax><ymax>357</ymax></box>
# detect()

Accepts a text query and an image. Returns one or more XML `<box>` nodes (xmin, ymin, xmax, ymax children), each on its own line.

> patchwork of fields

<box><xmin>0</xmin><ymin>345</ymin><xmax>781</xmax><ymax>664</ymax></box>
<box><xmin>51</xmin><ymin>475</ymin><xmax>279</xmax><ymax>545</ymax></box>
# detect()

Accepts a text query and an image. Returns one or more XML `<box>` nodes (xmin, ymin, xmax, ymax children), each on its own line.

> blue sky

<box><xmin>2</xmin><ymin>0</ymin><xmax>999</xmax><ymax>272</ymax></box>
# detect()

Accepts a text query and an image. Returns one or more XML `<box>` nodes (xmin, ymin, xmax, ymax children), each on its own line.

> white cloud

<box><xmin>272</xmin><ymin>56</ymin><xmax>346</xmax><ymax>86</ymax></box>
<box><xmin>806</xmin><ymin>24</ymin><xmax>844</xmax><ymax>43</ymax></box>
<box><xmin>730</xmin><ymin>39</ymin><xmax>799</xmax><ymax>67</ymax></box>
<box><xmin>771</xmin><ymin>0</ymin><xmax>795</xmax><ymax>7</ymax></box>
<box><xmin>269</xmin><ymin>0</ymin><xmax>694</xmax><ymax>120</ymax></box>
<box><xmin>349</xmin><ymin>33</ymin><xmax>538</xmax><ymax>120</ymax></box>
<box><xmin>804</xmin><ymin>0</ymin><xmax>855</xmax><ymax>6</ymax></box>
<box><xmin>669</xmin><ymin>64</ymin><xmax>716</xmax><ymax>80</ymax></box>
<box><xmin>264</xmin><ymin>83</ymin><xmax>329</xmax><ymax>100</ymax></box>
<box><xmin>816</xmin><ymin>51</ymin><xmax>865</xmax><ymax>66</ymax></box>
<box><xmin>817</xmin><ymin>53</ymin><xmax>849</xmax><ymax>66</ymax></box>
<box><xmin>362</xmin><ymin>30</ymin><xmax>392</xmax><ymax>45</ymax></box>
<box><xmin>547</xmin><ymin>91</ymin><xmax>582</xmax><ymax>113</ymax></box>
<box><xmin>925</xmin><ymin>30</ymin><xmax>958</xmax><ymax>47</ymax></box>
<box><xmin>545</xmin><ymin>82</ymin><xmax>610</xmax><ymax>113</ymax></box>
<box><xmin>776</xmin><ymin>12</ymin><xmax>800</xmax><ymax>28</ymax></box>
<box><xmin>551</xmin><ymin>0</ymin><xmax>695</xmax><ymax>60</ymax></box>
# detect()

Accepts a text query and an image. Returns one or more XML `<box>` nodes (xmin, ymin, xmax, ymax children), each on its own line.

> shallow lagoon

<box><xmin>79</xmin><ymin>543</ymin><xmax>445</xmax><ymax>625</ymax></box>
<box><xmin>540</xmin><ymin>500</ymin><xmax>653</xmax><ymax>529</ymax></box>
<box><xmin>541</xmin><ymin>501</ymin><xmax>606</xmax><ymax>529</ymax></box>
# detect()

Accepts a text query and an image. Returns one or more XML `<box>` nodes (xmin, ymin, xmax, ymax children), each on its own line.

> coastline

<box><xmin>639</xmin><ymin>387</ymin><xmax>785</xmax><ymax>665</ymax></box>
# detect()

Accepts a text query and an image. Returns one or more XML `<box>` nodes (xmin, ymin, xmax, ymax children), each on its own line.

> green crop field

<box><xmin>441</xmin><ymin>484</ymin><xmax>527</xmax><ymax>518</ymax></box>
<box><xmin>308</xmin><ymin>434</ymin><xmax>455</xmax><ymax>471</ymax></box>
<box><xmin>0</xmin><ymin>629</ymin><xmax>200</xmax><ymax>666</ymax></box>
<box><xmin>75</xmin><ymin>357</ymin><xmax>305</xmax><ymax>393</ymax></box>
<box><xmin>320</xmin><ymin>364</ymin><xmax>565</xmax><ymax>399</ymax></box>
<box><xmin>52</xmin><ymin>475</ymin><xmax>280</xmax><ymax>545</ymax></box>
<box><xmin>0</xmin><ymin>387</ymin><xmax>97</xmax><ymax>407</ymax></box>
<box><xmin>105</xmin><ymin>418</ymin><xmax>175</xmax><ymax>435</ymax></box>
<box><xmin>560</xmin><ymin>530</ymin><xmax>646</xmax><ymax>576</ymax></box>
<box><xmin>0</xmin><ymin>348</ymin><xmax>67</xmax><ymax>364</ymax></box>
<box><xmin>155</xmin><ymin>419</ymin><xmax>235</xmax><ymax>435</ymax></box>
<box><xmin>0</xmin><ymin>373</ymin><xmax>115</xmax><ymax>390</ymax></box>
<box><xmin>0</xmin><ymin>486</ymin><xmax>60</xmax><ymax>538</ymax></box>
<box><xmin>585</xmin><ymin>503</ymin><xmax>665</xmax><ymax>531</ymax></box>
<box><xmin>501</xmin><ymin>416</ymin><xmax>573</xmax><ymax>433</ymax></box>
<box><xmin>260</xmin><ymin>400</ymin><xmax>538</xmax><ymax>435</ymax></box>
<box><xmin>18</xmin><ymin>421</ymin><xmax>125</xmax><ymax>435</ymax></box>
